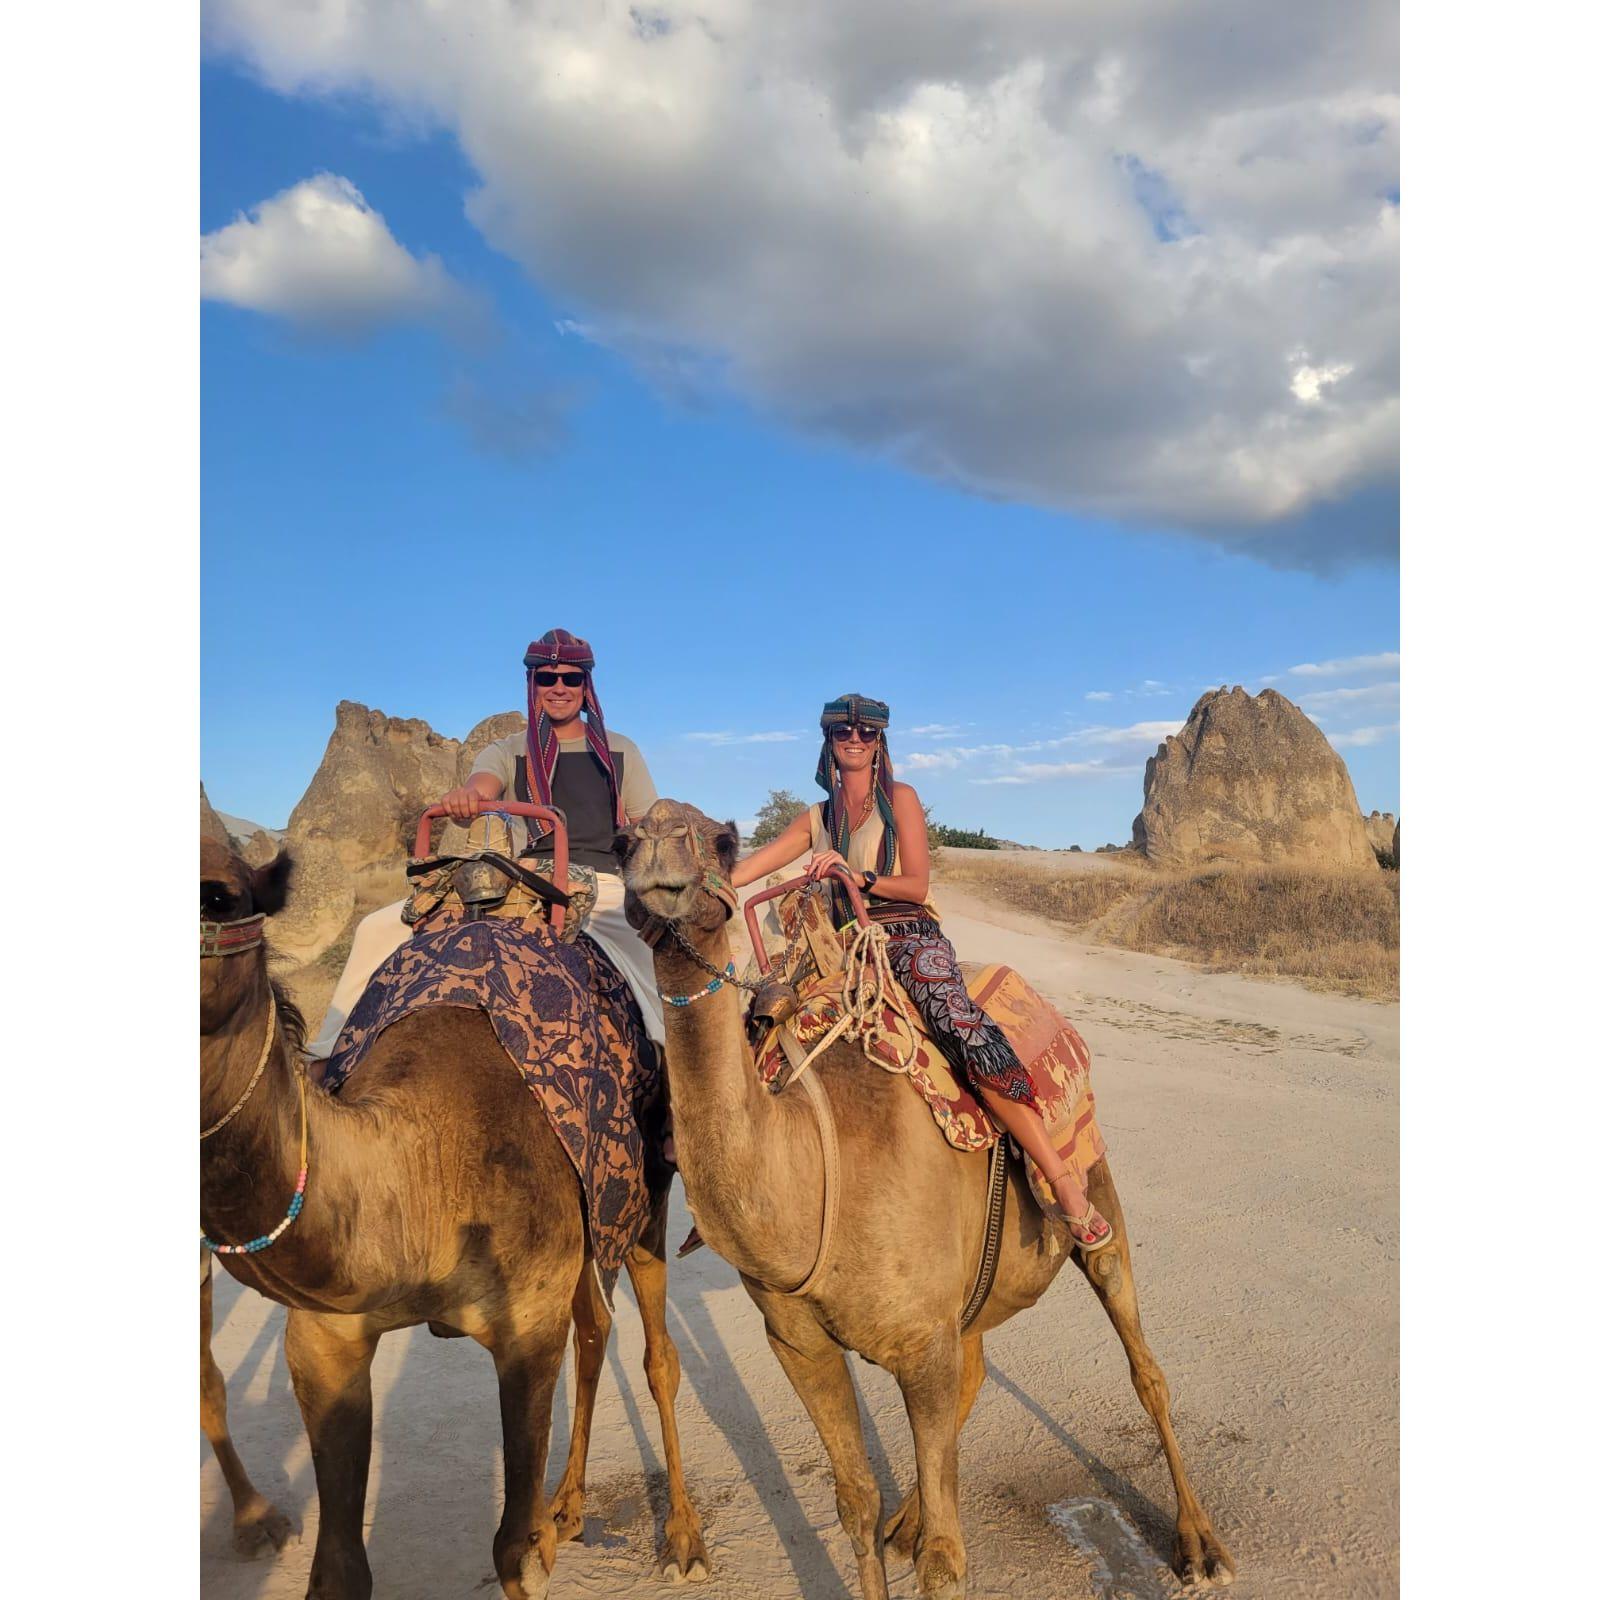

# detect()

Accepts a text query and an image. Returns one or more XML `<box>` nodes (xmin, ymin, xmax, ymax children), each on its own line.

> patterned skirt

<box><xmin>882</xmin><ymin>919</ymin><xmax>1038</xmax><ymax>1107</ymax></box>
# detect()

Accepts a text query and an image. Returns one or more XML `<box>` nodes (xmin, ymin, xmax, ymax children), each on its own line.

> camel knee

<box><xmin>201</xmin><ymin>1357</ymin><xmax>229</xmax><ymax>1442</ymax></box>
<box><xmin>834</xmin><ymin>1476</ymin><xmax>882</xmax><ymax>1555</ymax></box>
<box><xmin>644</xmin><ymin>1340</ymin><xmax>682</xmax><ymax>1409</ymax></box>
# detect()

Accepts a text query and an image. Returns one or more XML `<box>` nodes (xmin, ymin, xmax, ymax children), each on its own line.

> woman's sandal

<box><xmin>1051</xmin><ymin>1175</ymin><xmax>1116</xmax><ymax>1252</ymax></box>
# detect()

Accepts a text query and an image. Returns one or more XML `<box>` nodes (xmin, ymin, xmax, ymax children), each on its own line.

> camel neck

<box><xmin>657</xmin><ymin>928</ymin><xmax>821</xmax><ymax>1290</ymax></box>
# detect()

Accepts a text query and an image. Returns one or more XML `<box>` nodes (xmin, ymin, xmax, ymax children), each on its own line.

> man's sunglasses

<box><xmin>532</xmin><ymin>669</ymin><xmax>587</xmax><ymax>688</ymax></box>
<box><xmin>828</xmin><ymin>724</ymin><xmax>882</xmax><ymax>743</ymax></box>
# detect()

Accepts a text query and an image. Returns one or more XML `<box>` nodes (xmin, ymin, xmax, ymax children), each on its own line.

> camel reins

<box><xmin>200</xmin><ymin>913</ymin><xmax>310</xmax><ymax>1256</ymax></box>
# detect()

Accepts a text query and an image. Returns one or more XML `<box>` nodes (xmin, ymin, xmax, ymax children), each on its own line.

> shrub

<box><xmin>749</xmin><ymin>788</ymin><xmax>808</xmax><ymax>847</ymax></box>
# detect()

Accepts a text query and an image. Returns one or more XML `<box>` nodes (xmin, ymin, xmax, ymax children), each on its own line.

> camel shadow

<box><xmin>659</xmin><ymin>1259</ymin><xmax>858</xmax><ymax>1600</ymax></box>
<box><xmin>985</xmin><ymin>1358</ymin><xmax>1174</xmax><ymax>1558</ymax></box>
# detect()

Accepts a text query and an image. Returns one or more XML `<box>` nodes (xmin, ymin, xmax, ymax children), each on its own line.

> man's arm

<box><xmin>438</xmin><ymin>737</ymin><xmax>514</xmax><ymax>821</ymax></box>
<box><xmin>617</xmin><ymin>735</ymin><xmax>659</xmax><ymax>822</ymax></box>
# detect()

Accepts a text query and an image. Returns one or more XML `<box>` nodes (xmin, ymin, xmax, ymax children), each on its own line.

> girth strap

<box><xmin>778</xmin><ymin>1070</ymin><xmax>840</xmax><ymax>1298</ymax></box>
<box><xmin>958</xmin><ymin>1138</ymin><xmax>1009</xmax><ymax>1333</ymax></box>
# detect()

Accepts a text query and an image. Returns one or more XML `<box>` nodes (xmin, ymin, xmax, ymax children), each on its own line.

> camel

<box><xmin>620</xmin><ymin>800</ymin><xmax>1235</xmax><ymax>1600</ymax></box>
<box><xmin>200</xmin><ymin>836</ymin><xmax>708</xmax><ymax>1600</ymax></box>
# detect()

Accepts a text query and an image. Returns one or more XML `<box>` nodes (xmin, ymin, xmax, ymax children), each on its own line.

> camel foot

<box><xmin>1173</xmin><ymin>1519</ymin><xmax>1237</xmax><ymax>1588</ymax></box>
<box><xmin>657</xmin><ymin>1517</ymin><xmax>711</xmax><ymax>1584</ymax></box>
<box><xmin>496</xmin><ymin>1522</ymin><xmax>557</xmax><ymax>1600</ymax></box>
<box><xmin>915</xmin><ymin>1535</ymin><xmax>966</xmax><ymax>1600</ymax></box>
<box><xmin>550</xmin><ymin>1484</ymin><xmax>585</xmax><ymax>1545</ymax></box>
<box><xmin>231</xmin><ymin>1494</ymin><xmax>295</xmax><ymax>1557</ymax></box>
<box><xmin>884</xmin><ymin>1489</ymin><xmax>921</xmax><ymax>1561</ymax></box>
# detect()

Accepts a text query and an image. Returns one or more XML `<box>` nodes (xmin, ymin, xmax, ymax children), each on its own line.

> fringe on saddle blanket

<box><xmin>756</xmin><ymin>948</ymin><xmax>1106</xmax><ymax>1211</ymax></box>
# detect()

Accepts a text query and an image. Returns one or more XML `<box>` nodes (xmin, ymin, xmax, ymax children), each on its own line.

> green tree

<box><xmin>750</xmin><ymin>787</ymin><xmax>808</xmax><ymax>847</ymax></box>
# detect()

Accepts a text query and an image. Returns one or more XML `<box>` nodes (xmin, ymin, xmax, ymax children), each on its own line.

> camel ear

<box><xmin>249</xmin><ymin>851</ymin><xmax>294</xmax><ymax>917</ymax></box>
<box><xmin>714</xmin><ymin>820</ymin><xmax>740</xmax><ymax>875</ymax></box>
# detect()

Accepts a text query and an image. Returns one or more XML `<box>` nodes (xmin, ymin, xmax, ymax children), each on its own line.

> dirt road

<box><xmin>203</xmin><ymin>883</ymin><xmax>1398</xmax><ymax>1598</ymax></box>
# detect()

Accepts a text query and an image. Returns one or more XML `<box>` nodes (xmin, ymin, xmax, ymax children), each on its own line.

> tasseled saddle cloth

<box><xmin>751</xmin><ymin>888</ymin><xmax>1105</xmax><ymax>1210</ymax></box>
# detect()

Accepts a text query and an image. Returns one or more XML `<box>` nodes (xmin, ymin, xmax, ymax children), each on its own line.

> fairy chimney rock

<box><xmin>1132</xmin><ymin>687</ymin><xmax>1376</xmax><ymax>871</ymax></box>
<box><xmin>200</xmin><ymin>782</ymin><xmax>232</xmax><ymax>846</ymax></box>
<box><xmin>287</xmin><ymin>701</ymin><xmax>463</xmax><ymax>871</ymax></box>
<box><xmin>457</xmin><ymin>712</ymin><xmax>526</xmax><ymax>783</ymax></box>
<box><xmin>1365</xmin><ymin>811</ymin><xmax>1397</xmax><ymax>857</ymax></box>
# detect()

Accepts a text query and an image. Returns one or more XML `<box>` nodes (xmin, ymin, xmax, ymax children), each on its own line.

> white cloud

<box><xmin>683</xmin><ymin>729</ymin><xmax>801</xmax><ymax>746</ymax></box>
<box><xmin>1297</xmin><ymin>680</ymin><xmax>1399</xmax><ymax>712</ymax></box>
<box><xmin>201</xmin><ymin>173</ymin><xmax>484</xmax><ymax>340</ymax></box>
<box><xmin>1286</xmin><ymin>650</ymin><xmax>1400</xmax><ymax>678</ymax></box>
<box><xmin>972</xmin><ymin>760</ymin><xmax>1135</xmax><ymax>785</ymax></box>
<box><xmin>1084</xmin><ymin>690</ymin><xmax>1114</xmax><ymax>702</ymax></box>
<box><xmin>206</xmin><ymin>3</ymin><xmax>1398</xmax><ymax>562</ymax></box>
<box><xmin>1075</xmin><ymin>720</ymin><xmax>1185</xmax><ymax>746</ymax></box>
<box><xmin>1328</xmin><ymin>722</ymin><xmax>1398</xmax><ymax>748</ymax></box>
<box><xmin>908</xmin><ymin>723</ymin><xmax>964</xmax><ymax>737</ymax></box>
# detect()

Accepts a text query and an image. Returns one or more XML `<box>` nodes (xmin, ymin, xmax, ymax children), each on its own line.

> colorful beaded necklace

<box><xmin>659</xmin><ymin>962</ymin><xmax>736</xmax><ymax>1007</ymax></box>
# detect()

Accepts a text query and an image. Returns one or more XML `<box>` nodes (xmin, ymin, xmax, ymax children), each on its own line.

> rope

<box><xmin>780</xmin><ymin>918</ymin><xmax>919</xmax><ymax>1087</ymax></box>
<box><xmin>200</xmin><ymin>998</ymin><xmax>277</xmax><ymax>1139</ymax></box>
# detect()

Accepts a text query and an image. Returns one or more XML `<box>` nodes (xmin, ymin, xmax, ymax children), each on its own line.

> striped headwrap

<box><xmin>522</xmin><ymin>629</ymin><xmax>626</xmax><ymax>828</ymax></box>
<box><xmin>815</xmin><ymin>693</ymin><xmax>896</xmax><ymax>876</ymax></box>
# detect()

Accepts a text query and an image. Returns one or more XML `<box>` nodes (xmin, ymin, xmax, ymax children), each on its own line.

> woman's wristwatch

<box><xmin>859</xmin><ymin>870</ymin><xmax>878</xmax><ymax>895</ymax></box>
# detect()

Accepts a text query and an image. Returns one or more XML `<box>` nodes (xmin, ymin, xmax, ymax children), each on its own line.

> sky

<box><xmin>200</xmin><ymin>3</ymin><xmax>1398</xmax><ymax>849</ymax></box>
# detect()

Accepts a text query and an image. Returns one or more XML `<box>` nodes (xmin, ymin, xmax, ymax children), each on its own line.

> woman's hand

<box><xmin>438</xmin><ymin>784</ymin><xmax>485</xmax><ymax>822</ymax></box>
<box><xmin>806</xmin><ymin>849</ymin><xmax>859</xmax><ymax>887</ymax></box>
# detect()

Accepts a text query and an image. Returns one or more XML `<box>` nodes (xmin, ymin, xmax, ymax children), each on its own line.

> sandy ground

<box><xmin>204</xmin><ymin>880</ymin><xmax>1398</xmax><ymax>1599</ymax></box>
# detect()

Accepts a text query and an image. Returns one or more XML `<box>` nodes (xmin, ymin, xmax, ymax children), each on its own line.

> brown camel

<box><xmin>202</xmin><ymin>1245</ymin><xmax>296</xmax><ymax>1555</ymax></box>
<box><xmin>200</xmin><ymin>836</ymin><xmax>708</xmax><ymax>1600</ymax></box>
<box><xmin>620</xmin><ymin>800</ymin><xmax>1235</xmax><ymax>1600</ymax></box>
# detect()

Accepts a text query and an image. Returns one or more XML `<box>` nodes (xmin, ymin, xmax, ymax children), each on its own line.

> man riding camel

<box><xmin>305</xmin><ymin>628</ymin><xmax>664</xmax><ymax>1057</ymax></box>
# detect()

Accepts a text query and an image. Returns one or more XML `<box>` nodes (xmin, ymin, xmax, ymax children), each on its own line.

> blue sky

<box><xmin>201</xmin><ymin>13</ymin><xmax>1398</xmax><ymax>849</ymax></box>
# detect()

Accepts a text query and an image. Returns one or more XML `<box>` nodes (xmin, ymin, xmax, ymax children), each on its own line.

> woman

<box><xmin>732</xmin><ymin>693</ymin><xmax>1114</xmax><ymax>1252</ymax></box>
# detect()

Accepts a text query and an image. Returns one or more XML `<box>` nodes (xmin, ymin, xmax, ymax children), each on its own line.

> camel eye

<box><xmin>201</xmin><ymin>882</ymin><xmax>238</xmax><ymax>920</ymax></box>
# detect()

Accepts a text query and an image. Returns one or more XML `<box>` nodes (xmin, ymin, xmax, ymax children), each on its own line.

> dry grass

<box><xmin>938</xmin><ymin>851</ymin><xmax>1399</xmax><ymax>1000</ymax></box>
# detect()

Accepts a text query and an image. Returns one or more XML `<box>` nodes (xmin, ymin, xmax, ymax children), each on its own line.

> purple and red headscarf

<box><xmin>522</xmin><ymin>629</ymin><xmax>626</xmax><ymax>827</ymax></box>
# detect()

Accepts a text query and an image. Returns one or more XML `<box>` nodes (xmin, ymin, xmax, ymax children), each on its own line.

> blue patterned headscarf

<box><xmin>815</xmin><ymin>693</ymin><xmax>896</xmax><ymax>873</ymax></box>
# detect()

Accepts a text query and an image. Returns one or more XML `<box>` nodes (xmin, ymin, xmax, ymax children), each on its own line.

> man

<box><xmin>304</xmin><ymin>628</ymin><xmax>663</xmax><ymax>1057</ymax></box>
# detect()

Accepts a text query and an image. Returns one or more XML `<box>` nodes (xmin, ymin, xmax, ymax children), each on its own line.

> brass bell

<box><xmin>751</xmin><ymin>976</ymin><xmax>799</xmax><ymax>1026</ymax></box>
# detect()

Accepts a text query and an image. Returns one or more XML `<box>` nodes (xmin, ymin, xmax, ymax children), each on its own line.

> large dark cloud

<box><xmin>207</xmin><ymin>1</ymin><xmax>1398</xmax><ymax>567</ymax></box>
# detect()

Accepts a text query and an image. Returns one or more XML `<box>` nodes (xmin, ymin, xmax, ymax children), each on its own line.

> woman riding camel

<box><xmin>731</xmin><ymin>693</ymin><xmax>1115</xmax><ymax>1253</ymax></box>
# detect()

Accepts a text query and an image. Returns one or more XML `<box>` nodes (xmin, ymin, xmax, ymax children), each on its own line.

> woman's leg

<box><xmin>884</xmin><ymin>923</ymin><xmax>1112</xmax><ymax>1249</ymax></box>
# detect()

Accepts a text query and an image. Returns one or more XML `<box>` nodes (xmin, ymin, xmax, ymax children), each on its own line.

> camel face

<box><xmin>200</xmin><ymin>836</ymin><xmax>294</xmax><ymax>1030</ymax></box>
<box><xmin>621</xmin><ymin>799</ymin><xmax>738</xmax><ymax>931</ymax></box>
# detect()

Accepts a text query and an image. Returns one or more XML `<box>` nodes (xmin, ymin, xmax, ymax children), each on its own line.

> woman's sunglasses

<box><xmin>828</xmin><ymin>724</ymin><xmax>882</xmax><ymax>743</ymax></box>
<box><xmin>532</xmin><ymin>669</ymin><xmax>587</xmax><ymax>688</ymax></box>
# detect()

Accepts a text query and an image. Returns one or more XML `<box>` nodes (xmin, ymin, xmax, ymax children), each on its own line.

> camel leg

<box><xmin>201</xmin><ymin>1257</ymin><xmax>294</xmax><ymax>1555</ymax></box>
<box><xmin>623</xmin><ymin>1200</ymin><xmax>711</xmax><ymax>1582</ymax></box>
<box><xmin>283</xmin><ymin>1308</ymin><xmax>381</xmax><ymax>1600</ymax></box>
<box><xmin>1076</xmin><ymin>1159</ymin><xmax>1236</xmax><ymax>1588</ymax></box>
<box><xmin>548</xmin><ymin>1263</ymin><xmax>612</xmax><ymax>1545</ymax></box>
<box><xmin>886</xmin><ymin>1332</ymin><xmax>984</xmax><ymax>1562</ymax></box>
<box><xmin>891</xmin><ymin>1333</ymin><xmax>968</xmax><ymax>1600</ymax></box>
<box><xmin>762</xmin><ymin>1305</ymin><xmax>889</xmax><ymax>1600</ymax></box>
<box><xmin>486</xmin><ymin>1318</ymin><xmax>570</xmax><ymax>1600</ymax></box>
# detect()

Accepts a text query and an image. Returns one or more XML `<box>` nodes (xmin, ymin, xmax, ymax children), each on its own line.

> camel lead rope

<box><xmin>200</xmin><ymin>998</ymin><xmax>277</xmax><ymax>1139</ymax></box>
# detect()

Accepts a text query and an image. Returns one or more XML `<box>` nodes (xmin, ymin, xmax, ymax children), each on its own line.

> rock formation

<box><xmin>200</xmin><ymin>783</ymin><xmax>231</xmax><ymax>846</ymax></box>
<box><xmin>287</xmin><ymin>701</ymin><xmax>464</xmax><ymax>872</ymax></box>
<box><xmin>1132</xmin><ymin>687</ymin><xmax>1376</xmax><ymax>872</ymax></box>
<box><xmin>1365</xmin><ymin>811</ymin><xmax>1397</xmax><ymax>858</ymax></box>
<box><xmin>458</xmin><ymin>712</ymin><xmax>525</xmax><ymax>782</ymax></box>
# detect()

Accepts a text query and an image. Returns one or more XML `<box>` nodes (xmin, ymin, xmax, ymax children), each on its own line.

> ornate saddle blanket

<box><xmin>755</xmin><ymin>961</ymin><xmax>1106</xmax><ymax>1209</ymax></box>
<box><xmin>323</xmin><ymin>916</ymin><xmax>659</xmax><ymax>1277</ymax></box>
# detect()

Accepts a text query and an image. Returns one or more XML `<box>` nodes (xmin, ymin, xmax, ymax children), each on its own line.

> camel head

<box><xmin>201</xmin><ymin>835</ymin><xmax>293</xmax><ymax>1033</ymax></box>
<box><xmin>619</xmin><ymin>799</ymin><xmax>740</xmax><ymax>938</ymax></box>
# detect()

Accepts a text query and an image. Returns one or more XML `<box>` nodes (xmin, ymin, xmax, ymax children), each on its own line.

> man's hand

<box><xmin>438</xmin><ymin>784</ymin><xmax>485</xmax><ymax>822</ymax></box>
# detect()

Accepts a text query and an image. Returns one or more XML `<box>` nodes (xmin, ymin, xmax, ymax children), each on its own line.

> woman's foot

<box><xmin>1050</xmin><ymin>1173</ymin><xmax>1115</xmax><ymax>1252</ymax></box>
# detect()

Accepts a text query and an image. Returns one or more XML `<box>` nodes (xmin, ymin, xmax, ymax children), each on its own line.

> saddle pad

<box><xmin>322</xmin><ymin>916</ymin><xmax>659</xmax><ymax>1277</ymax></box>
<box><xmin>756</xmin><ymin>961</ymin><xmax>1106</xmax><ymax>1204</ymax></box>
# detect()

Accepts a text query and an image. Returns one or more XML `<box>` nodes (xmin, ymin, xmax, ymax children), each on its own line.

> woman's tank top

<box><xmin>806</xmin><ymin>799</ymin><xmax>939</xmax><ymax>922</ymax></box>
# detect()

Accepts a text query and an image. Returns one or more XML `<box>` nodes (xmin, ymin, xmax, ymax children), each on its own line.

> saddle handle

<box><xmin>743</xmin><ymin>863</ymin><xmax>868</xmax><ymax>975</ymax></box>
<box><xmin>414</xmin><ymin>803</ymin><xmax>570</xmax><ymax>939</ymax></box>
